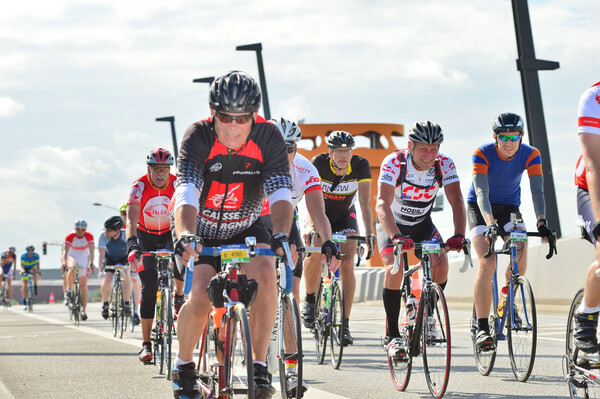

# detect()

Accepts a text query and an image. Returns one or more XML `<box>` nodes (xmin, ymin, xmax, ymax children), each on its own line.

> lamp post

<box><xmin>156</xmin><ymin>116</ymin><xmax>178</xmax><ymax>165</ymax></box>
<box><xmin>192</xmin><ymin>76</ymin><xmax>215</xmax><ymax>85</ymax></box>
<box><xmin>92</xmin><ymin>203</ymin><xmax>119</xmax><ymax>211</ymax></box>
<box><xmin>236</xmin><ymin>43</ymin><xmax>271</xmax><ymax>120</ymax></box>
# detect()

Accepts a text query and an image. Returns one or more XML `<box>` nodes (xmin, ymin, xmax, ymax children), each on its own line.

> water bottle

<box><xmin>406</xmin><ymin>294</ymin><xmax>418</xmax><ymax>326</ymax></box>
<box><xmin>323</xmin><ymin>275</ymin><xmax>332</xmax><ymax>308</ymax></box>
<box><xmin>156</xmin><ymin>290</ymin><xmax>162</xmax><ymax>318</ymax></box>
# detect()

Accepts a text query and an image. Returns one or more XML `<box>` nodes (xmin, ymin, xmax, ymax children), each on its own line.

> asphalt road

<box><xmin>0</xmin><ymin>301</ymin><xmax>574</xmax><ymax>399</ymax></box>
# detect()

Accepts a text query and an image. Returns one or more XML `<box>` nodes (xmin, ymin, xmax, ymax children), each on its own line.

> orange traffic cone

<box><xmin>49</xmin><ymin>292</ymin><xmax>55</xmax><ymax>304</ymax></box>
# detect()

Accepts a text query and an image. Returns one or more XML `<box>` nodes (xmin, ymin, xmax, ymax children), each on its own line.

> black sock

<box><xmin>383</xmin><ymin>288</ymin><xmax>401</xmax><ymax>338</ymax></box>
<box><xmin>34</xmin><ymin>284</ymin><xmax>38</xmax><ymax>295</ymax></box>
<box><xmin>439</xmin><ymin>281</ymin><xmax>447</xmax><ymax>291</ymax></box>
<box><xmin>305</xmin><ymin>293</ymin><xmax>315</xmax><ymax>304</ymax></box>
<box><xmin>143</xmin><ymin>341</ymin><xmax>151</xmax><ymax>348</ymax></box>
<box><xmin>478</xmin><ymin>318</ymin><xmax>489</xmax><ymax>332</ymax></box>
<box><xmin>103</xmin><ymin>301</ymin><xmax>108</xmax><ymax>306</ymax></box>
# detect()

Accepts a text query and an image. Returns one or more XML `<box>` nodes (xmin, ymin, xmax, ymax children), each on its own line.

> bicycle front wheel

<box><xmin>110</xmin><ymin>285</ymin><xmax>119</xmax><ymax>337</ymax></box>
<box><xmin>278</xmin><ymin>295</ymin><xmax>303</xmax><ymax>399</ymax></box>
<box><xmin>314</xmin><ymin>281</ymin><xmax>328</xmax><ymax>364</ymax></box>
<box><xmin>165</xmin><ymin>289</ymin><xmax>173</xmax><ymax>380</ymax></box>
<box><xmin>156</xmin><ymin>292</ymin><xmax>167</xmax><ymax>375</ymax></box>
<box><xmin>471</xmin><ymin>302</ymin><xmax>497</xmax><ymax>376</ymax></box>
<box><xmin>73</xmin><ymin>286</ymin><xmax>81</xmax><ymax>326</ymax></box>
<box><xmin>507</xmin><ymin>275</ymin><xmax>537</xmax><ymax>382</ymax></box>
<box><xmin>422</xmin><ymin>283</ymin><xmax>451</xmax><ymax>399</ymax></box>
<box><xmin>224</xmin><ymin>305</ymin><xmax>254</xmax><ymax>398</ymax></box>
<box><xmin>330</xmin><ymin>280</ymin><xmax>345</xmax><ymax>369</ymax></box>
<box><xmin>388</xmin><ymin>289</ymin><xmax>412</xmax><ymax>391</ymax></box>
<box><xmin>118</xmin><ymin>284</ymin><xmax>125</xmax><ymax>339</ymax></box>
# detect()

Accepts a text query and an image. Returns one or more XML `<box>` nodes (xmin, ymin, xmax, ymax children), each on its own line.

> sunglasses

<box><xmin>497</xmin><ymin>134</ymin><xmax>521</xmax><ymax>142</ymax></box>
<box><xmin>215</xmin><ymin>112</ymin><xmax>254</xmax><ymax>125</ymax></box>
<box><xmin>286</xmin><ymin>143</ymin><xmax>297</xmax><ymax>154</ymax></box>
<box><xmin>76</xmin><ymin>228</ymin><xmax>86</xmax><ymax>232</ymax></box>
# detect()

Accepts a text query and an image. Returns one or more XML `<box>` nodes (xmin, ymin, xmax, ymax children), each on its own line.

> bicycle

<box><xmin>141</xmin><ymin>249</ymin><xmax>175</xmax><ymax>380</ymax></box>
<box><xmin>68</xmin><ymin>266</ymin><xmax>84</xmax><ymax>326</ymax></box>
<box><xmin>188</xmin><ymin>236</ymin><xmax>295</xmax><ymax>399</ymax></box>
<box><xmin>1</xmin><ymin>276</ymin><xmax>11</xmax><ymax>309</ymax></box>
<box><xmin>386</xmin><ymin>238</ymin><xmax>473</xmax><ymax>399</ymax></box>
<box><xmin>22</xmin><ymin>270</ymin><xmax>36</xmax><ymax>312</ymax></box>
<box><xmin>470</xmin><ymin>212</ymin><xmax>557</xmax><ymax>382</ymax></box>
<box><xmin>108</xmin><ymin>264</ymin><xmax>129</xmax><ymax>339</ymax></box>
<box><xmin>563</xmin><ymin>288</ymin><xmax>600</xmax><ymax>398</ymax></box>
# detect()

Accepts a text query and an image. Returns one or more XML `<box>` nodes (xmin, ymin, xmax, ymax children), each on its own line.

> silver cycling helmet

<box><xmin>270</xmin><ymin>117</ymin><xmax>302</xmax><ymax>143</ymax></box>
<box><xmin>74</xmin><ymin>220</ymin><xmax>87</xmax><ymax>230</ymax></box>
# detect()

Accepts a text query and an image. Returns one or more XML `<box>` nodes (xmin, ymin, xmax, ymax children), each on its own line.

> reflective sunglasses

<box><xmin>76</xmin><ymin>228</ymin><xmax>86</xmax><ymax>232</ymax></box>
<box><xmin>497</xmin><ymin>134</ymin><xmax>522</xmax><ymax>142</ymax></box>
<box><xmin>286</xmin><ymin>142</ymin><xmax>297</xmax><ymax>154</ymax></box>
<box><xmin>215</xmin><ymin>112</ymin><xmax>254</xmax><ymax>125</ymax></box>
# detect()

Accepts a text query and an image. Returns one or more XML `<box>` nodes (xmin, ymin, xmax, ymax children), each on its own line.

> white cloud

<box><xmin>0</xmin><ymin>97</ymin><xmax>24</xmax><ymax>118</ymax></box>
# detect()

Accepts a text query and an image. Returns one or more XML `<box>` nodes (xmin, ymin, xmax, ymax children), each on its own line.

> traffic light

<box><xmin>42</xmin><ymin>241</ymin><xmax>47</xmax><ymax>255</ymax></box>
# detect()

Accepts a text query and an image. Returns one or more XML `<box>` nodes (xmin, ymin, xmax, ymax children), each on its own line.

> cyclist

<box><xmin>261</xmin><ymin>117</ymin><xmax>341</xmax><ymax>395</ymax></box>
<box><xmin>20</xmin><ymin>245</ymin><xmax>40</xmax><ymax>307</ymax></box>
<box><xmin>302</xmin><ymin>130</ymin><xmax>375</xmax><ymax>345</ymax></box>
<box><xmin>98</xmin><ymin>216</ymin><xmax>133</xmax><ymax>320</ymax></box>
<box><xmin>171</xmin><ymin>70</ymin><xmax>294</xmax><ymax>399</ymax></box>
<box><xmin>125</xmin><ymin>147</ymin><xmax>184</xmax><ymax>364</ymax></box>
<box><xmin>62</xmin><ymin>220</ymin><xmax>96</xmax><ymax>321</ymax></box>
<box><xmin>573</xmin><ymin>81</ymin><xmax>600</xmax><ymax>353</ymax></box>
<box><xmin>1</xmin><ymin>246</ymin><xmax>17</xmax><ymax>302</ymax></box>
<box><xmin>468</xmin><ymin>112</ymin><xmax>553</xmax><ymax>351</ymax></box>
<box><xmin>376</xmin><ymin>121</ymin><xmax>466</xmax><ymax>359</ymax></box>
<box><xmin>121</xmin><ymin>202</ymin><xmax>141</xmax><ymax>325</ymax></box>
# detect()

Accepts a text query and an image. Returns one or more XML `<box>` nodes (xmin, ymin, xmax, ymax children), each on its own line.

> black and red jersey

<box><xmin>176</xmin><ymin>118</ymin><xmax>292</xmax><ymax>240</ymax></box>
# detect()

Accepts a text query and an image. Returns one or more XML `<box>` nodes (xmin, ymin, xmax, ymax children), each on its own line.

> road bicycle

<box><xmin>187</xmin><ymin>236</ymin><xmax>295</xmax><ymax>399</ymax></box>
<box><xmin>0</xmin><ymin>276</ymin><xmax>10</xmax><ymax>309</ymax></box>
<box><xmin>68</xmin><ymin>266</ymin><xmax>84</xmax><ymax>326</ymax></box>
<box><xmin>387</xmin><ymin>238</ymin><xmax>472</xmax><ymax>399</ymax></box>
<box><xmin>563</xmin><ymin>288</ymin><xmax>600</xmax><ymax>398</ymax></box>
<box><xmin>470</xmin><ymin>212</ymin><xmax>557</xmax><ymax>382</ymax></box>
<box><xmin>108</xmin><ymin>264</ymin><xmax>128</xmax><ymax>339</ymax></box>
<box><xmin>22</xmin><ymin>270</ymin><xmax>36</xmax><ymax>313</ymax></box>
<box><xmin>142</xmin><ymin>249</ymin><xmax>175</xmax><ymax>380</ymax></box>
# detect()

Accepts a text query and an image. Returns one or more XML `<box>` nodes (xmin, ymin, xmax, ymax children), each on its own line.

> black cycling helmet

<box><xmin>492</xmin><ymin>112</ymin><xmax>525</xmax><ymax>133</ymax></box>
<box><xmin>104</xmin><ymin>215</ymin><xmax>124</xmax><ymax>230</ymax></box>
<box><xmin>408</xmin><ymin>121</ymin><xmax>444</xmax><ymax>145</ymax></box>
<box><xmin>209</xmin><ymin>71</ymin><xmax>261</xmax><ymax>113</ymax></box>
<box><xmin>26</xmin><ymin>245</ymin><xmax>34</xmax><ymax>252</ymax></box>
<box><xmin>326</xmin><ymin>131</ymin><xmax>355</xmax><ymax>148</ymax></box>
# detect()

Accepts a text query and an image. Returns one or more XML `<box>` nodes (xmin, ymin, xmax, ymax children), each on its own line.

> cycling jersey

<box><xmin>259</xmin><ymin>152</ymin><xmax>322</xmax><ymax>216</ymax></box>
<box><xmin>466</xmin><ymin>142</ymin><xmax>542</xmax><ymax>206</ymax></box>
<box><xmin>174</xmin><ymin>117</ymin><xmax>292</xmax><ymax>240</ymax></box>
<box><xmin>98</xmin><ymin>229</ymin><xmax>128</xmax><ymax>265</ymax></box>
<box><xmin>312</xmin><ymin>153</ymin><xmax>371</xmax><ymax>221</ymax></box>
<box><xmin>128</xmin><ymin>174</ymin><xmax>176</xmax><ymax>235</ymax></box>
<box><xmin>64</xmin><ymin>232</ymin><xmax>94</xmax><ymax>260</ymax></box>
<box><xmin>575</xmin><ymin>154</ymin><xmax>587</xmax><ymax>190</ymax></box>
<box><xmin>578</xmin><ymin>81</ymin><xmax>600</xmax><ymax>136</ymax></box>
<box><xmin>1</xmin><ymin>251</ymin><xmax>16</xmax><ymax>275</ymax></box>
<box><xmin>378</xmin><ymin>148</ymin><xmax>459</xmax><ymax>226</ymax></box>
<box><xmin>20</xmin><ymin>252</ymin><xmax>40</xmax><ymax>269</ymax></box>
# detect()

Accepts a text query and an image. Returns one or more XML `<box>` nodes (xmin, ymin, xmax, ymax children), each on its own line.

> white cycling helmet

<box><xmin>270</xmin><ymin>117</ymin><xmax>302</xmax><ymax>143</ymax></box>
<box><xmin>74</xmin><ymin>219</ymin><xmax>87</xmax><ymax>230</ymax></box>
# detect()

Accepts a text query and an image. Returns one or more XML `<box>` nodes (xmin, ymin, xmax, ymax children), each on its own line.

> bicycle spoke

<box><xmin>507</xmin><ymin>276</ymin><xmax>537</xmax><ymax>382</ymax></box>
<box><xmin>388</xmin><ymin>290</ymin><xmax>412</xmax><ymax>391</ymax></box>
<box><xmin>314</xmin><ymin>283</ymin><xmax>327</xmax><ymax>365</ymax></box>
<box><xmin>224</xmin><ymin>306</ymin><xmax>254</xmax><ymax>398</ymax></box>
<box><xmin>278</xmin><ymin>295</ymin><xmax>303</xmax><ymax>399</ymax></box>
<box><xmin>330</xmin><ymin>281</ymin><xmax>345</xmax><ymax>369</ymax></box>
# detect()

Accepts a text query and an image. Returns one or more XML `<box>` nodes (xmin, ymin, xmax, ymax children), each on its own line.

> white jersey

<box><xmin>378</xmin><ymin>148</ymin><xmax>459</xmax><ymax>226</ymax></box>
<box><xmin>290</xmin><ymin>153</ymin><xmax>322</xmax><ymax>207</ymax></box>
<box><xmin>578</xmin><ymin>82</ymin><xmax>600</xmax><ymax>135</ymax></box>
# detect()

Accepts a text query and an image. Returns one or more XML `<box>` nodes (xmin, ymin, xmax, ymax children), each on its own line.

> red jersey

<box><xmin>575</xmin><ymin>154</ymin><xmax>588</xmax><ymax>190</ymax></box>
<box><xmin>64</xmin><ymin>232</ymin><xmax>95</xmax><ymax>257</ymax></box>
<box><xmin>128</xmin><ymin>173</ymin><xmax>176</xmax><ymax>235</ymax></box>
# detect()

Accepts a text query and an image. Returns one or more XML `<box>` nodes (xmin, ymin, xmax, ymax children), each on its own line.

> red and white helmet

<box><xmin>146</xmin><ymin>148</ymin><xmax>174</xmax><ymax>165</ymax></box>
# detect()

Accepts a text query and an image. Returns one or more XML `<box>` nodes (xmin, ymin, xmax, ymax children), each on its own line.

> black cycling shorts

<box><xmin>467</xmin><ymin>202</ymin><xmax>523</xmax><ymax>236</ymax></box>
<box><xmin>259</xmin><ymin>213</ymin><xmax>304</xmax><ymax>278</ymax></box>
<box><xmin>376</xmin><ymin>217</ymin><xmax>441</xmax><ymax>260</ymax></box>
<box><xmin>577</xmin><ymin>187</ymin><xmax>596</xmax><ymax>245</ymax></box>
<box><xmin>329</xmin><ymin>205</ymin><xmax>358</xmax><ymax>234</ymax></box>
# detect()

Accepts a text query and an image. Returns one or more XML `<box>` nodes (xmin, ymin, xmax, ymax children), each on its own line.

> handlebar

<box><xmin>484</xmin><ymin>229</ymin><xmax>557</xmax><ymax>260</ymax></box>
<box><xmin>391</xmin><ymin>238</ymin><xmax>473</xmax><ymax>275</ymax></box>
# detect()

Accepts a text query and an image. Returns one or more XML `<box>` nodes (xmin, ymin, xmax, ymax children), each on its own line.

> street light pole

<box><xmin>156</xmin><ymin>116</ymin><xmax>178</xmax><ymax>165</ymax></box>
<box><xmin>236</xmin><ymin>43</ymin><xmax>271</xmax><ymax>120</ymax></box>
<box><xmin>92</xmin><ymin>203</ymin><xmax>119</xmax><ymax>211</ymax></box>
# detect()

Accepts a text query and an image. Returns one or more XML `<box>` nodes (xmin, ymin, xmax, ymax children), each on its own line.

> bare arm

<box><xmin>376</xmin><ymin>183</ymin><xmax>401</xmax><ymax>239</ymax></box>
<box><xmin>270</xmin><ymin>200</ymin><xmax>294</xmax><ymax>237</ymax></box>
<box><xmin>98</xmin><ymin>247</ymin><xmax>106</xmax><ymax>269</ymax></box>
<box><xmin>305</xmin><ymin>190</ymin><xmax>332</xmax><ymax>241</ymax></box>
<box><xmin>88</xmin><ymin>243</ymin><xmax>95</xmax><ymax>267</ymax></box>
<box><xmin>126</xmin><ymin>204</ymin><xmax>141</xmax><ymax>240</ymax></box>
<box><xmin>358</xmin><ymin>180</ymin><xmax>374</xmax><ymax>236</ymax></box>
<box><xmin>61</xmin><ymin>244</ymin><xmax>70</xmax><ymax>265</ymax></box>
<box><xmin>580</xmin><ymin>133</ymin><xmax>600</xmax><ymax>220</ymax></box>
<box><xmin>443</xmin><ymin>181</ymin><xmax>467</xmax><ymax>236</ymax></box>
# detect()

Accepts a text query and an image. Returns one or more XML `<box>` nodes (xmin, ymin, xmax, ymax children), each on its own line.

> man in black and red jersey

<box><xmin>302</xmin><ymin>131</ymin><xmax>376</xmax><ymax>346</ymax></box>
<box><xmin>126</xmin><ymin>148</ymin><xmax>186</xmax><ymax>364</ymax></box>
<box><xmin>171</xmin><ymin>71</ymin><xmax>295</xmax><ymax>399</ymax></box>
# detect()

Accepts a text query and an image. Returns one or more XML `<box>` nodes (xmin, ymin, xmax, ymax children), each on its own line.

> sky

<box><xmin>1</xmin><ymin>0</ymin><xmax>598</xmax><ymax>267</ymax></box>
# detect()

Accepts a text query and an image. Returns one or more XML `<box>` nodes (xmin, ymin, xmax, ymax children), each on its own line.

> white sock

<box><xmin>254</xmin><ymin>361</ymin><xmax>266</xmax><ymax>367</ymax></box>
<box><xmin>174</xmin><ymin>355</ymin><xmax>193</xmax><ymax>368</ymax></box>
<box><xmin>578</xmin><ymin>302</ymin><xmax>600</xmax><ymax>314</ymax></box>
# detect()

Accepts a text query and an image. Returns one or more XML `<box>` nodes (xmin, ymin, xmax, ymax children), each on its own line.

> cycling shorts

<box><xmin>67</xmin><ymin>255</ymin><xmax>90</xmax><ymax>277</ymax></box>
<box><xmin>376</xmin><ymin>217</ymin><xmax>441</xmax><ymax>260</ymax></box>
<box><xmin>1</xmin><ymin>267</ymin><xmax>13</xmax><ymax>279</ymax></box>
<box><xmin>197</xmin><ymin>218</ymin><xmax>271</xmax><ymax>272</ymax></box>
<box><xmin>467</xmin><ymin>202</ymin><xmax>525</xmax><ymax>236</ymax></box>
<box><xmin>259</xmin><ymin>214</ymin><xmax>304</xmax><ymax>278</ymax></box>
<box><xmin>577</xmin><ymin>187</ymin><xmax>597</xmax><ymax>245</ymax></box>
<box><xmin>329</xmin><ymin>205</ymin><xmax>358</xmax><ymax>235</ymax></box>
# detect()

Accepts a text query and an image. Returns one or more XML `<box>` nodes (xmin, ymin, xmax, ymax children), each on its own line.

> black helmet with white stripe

<box><xmin>409</xmin><ymin>121</ymin><xmax>444</xmax><ymax>145</ymax></box>
<box><xmin>492</xmin><ymin>112</ymin><xmax>524</xmax><ymax>133</ymax></box>
<box><xmin>326</xmin><ymin>131</ymin><xmax>355</xmax><ymax>148</ymax></box>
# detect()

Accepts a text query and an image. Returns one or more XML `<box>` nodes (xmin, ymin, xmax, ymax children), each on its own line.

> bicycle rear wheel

<box><xmin>471</xmin><ymin>302</ymin><xmax>497</xmax><ymax>376</ymax></box>
<box><xmin>278</xmin><ymin>295</ymin><xmax>303</xmax><ymax>399</ymax></box>
<box><xmin>165</xmin><ymin>289</ymin><xmax>173</xmax><ymax>380</ymax></box>
<box><xmin>388</xmin><ymin>289</ymin><xmax>412</xmax><ymax>391</ymax></box>
<box><xmin>507</xmin><ymin>275</ymin><xmax>537</xmax><ymax>382</ymax></box>
<box><xmin>156</xmin><ymin>292</ymin><xmax>167</xmax><ymax>375</ymax></box>
<box><xmin>330</xmin><ymin>280</ymin><xmax>345</xmax><ymax>369</ymax></box>
<box><xmin>566</xmin><ymin>289</ymin><xmax>584</xmax><ymax>357</ymax></box>
<box><xmin>224</xmin><ymin>305</ymin><xmax>254</xmax><ymax>398</ymax></box>
<box><xmin>567</xmin><ymin>347</ymin><xmax>600</xmax><ymax>398</ymax></box>
<box><xmin>73</xmin><ymin>285</ymin><xmax>81</xmax><ymax>326</ymax></box>
<box><xmin>422</xmin><ymin>284</ymin><xmax>451</xmax><ymax>399</ymax></box>
<box><xmin>118</xmin><ymin>284</ymin><xmax>126</xmax><ymax>339</ymax></box>
<box><xmin>27</xmin><ymin>285</ymin><xmax>34</xmax><ymax>312</ymax></box>
<box><xmin>110</xmin><ymin>285</ymin><xmax>118</xmax><ymax>337</ymax></box>
<box><xmin>314</xmin><ymin>282</ymin><xmax>328</xmax><ymax>364</ymax></box>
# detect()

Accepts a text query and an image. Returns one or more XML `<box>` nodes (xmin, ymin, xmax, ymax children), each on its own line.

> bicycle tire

<box><xmin>471</xmin><ymin>302</ymin><xmax>497</xmax><ymax>376</ymax></box>
<box><xmin>118</xmin><ymin>283</ymin><xmax>125</xmax><ymax>339</ymax></box>
<box><xmin>197</xmin><ymin>317</ymin><xmax>219</xmax><ymax>397</ymax></box>
<box><xmin>73</xmin><ymin>284</ymin><xmax>81</xmax><ymax>326</ymax></box>
<box><xmin>224</xmin><ymin>305</ymin><xmax>254</xmax><ymax>398</ymax></box>
<box><xmin>422</xmin><ymin>283</ymin><xmax>451</xmax><ymax>399</ymax></box>
<box><xmin>165</xmin><ymin>289</ymin><xmax>173</xmax><ymax>380</ymax></box>
<box><xmin>130</xmin><ymin>291</ymin><xmax>136</xmax><ymax>333</ymax></box>
<box><xmin>157</xmin><ymin>291</ymin><xmax>167</xmax><ymax>375</ymax></box>
<box><xmin>566</xmin><ymin>289</ymin><xmax>584</xmax><ymax>358</ymax></box>
<box><xmin>507</xmin><ymin>275</ymin><xmax>537</xmax><ymax>382</ymax></box>
<box><xmin>314</xmin><ymin>281</ymin><xmax>328</xmax><ymax>365</ymax></box>
<box><xmin>27</xmin><ymin>283</ymin><xmax>34</xmax><ymax>313</ymax></box>
<box><xmin>388</xmin><ymin>289</ymin><xmax>412</xmax><ymax>391</ymax></box>
<box><xmin>278</xmin><ymin>295</ymin><xmax>304</xmax><ymax>399</ymax></box>
<box><xmin>110</xmin><ymin>284</ymin><xmax>118</xmax><ymax>337</ymax></box>
<box><xmin>330</xmin><ymin>280</ymin><xmax>345</xmax><ymax>369</ymax></box>
<box><xmin>567</xmin><ymin>346</ymin><xmax>600</xmax><ymax>399</ymax></box>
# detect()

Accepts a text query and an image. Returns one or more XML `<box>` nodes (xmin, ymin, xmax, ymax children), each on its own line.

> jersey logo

<box><xmin>401</xmin><ymin>186</ymin><xmax>437</xmax><ymax>200</ymax></box>
<box><xmin>306</xmin><ymin>176</ymin><xmax>320</xmax><ymax>185</ymax></box>
<box><xmin>206</xmin><ymin>182</ymin><xmax>244</xmax><ymax>209</ymax></box>
<box><xmin>245</xmin><ymin>162</ymin><xmax>251</xmax><ymax>169</ymax></box>
<box><xmin>130</xmin><ymin>184</ymin><xmax>142</xmax><ymax>201</ymax></box>
<box><xmin>209</xmin><ymin>163</ymin><xmax>222</xmax><ymax>172</ymax></box>
<box><xmin>596</xmin><ymin>94</ymin><xmax>600</xmax><ymax>105</ymax></box>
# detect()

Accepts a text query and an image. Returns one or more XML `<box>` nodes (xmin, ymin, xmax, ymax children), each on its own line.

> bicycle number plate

<box><xmin>510</xmin><ymin>231</ymin><xmax>528</xmax><ymax>242</ymax></box>
<box><xmin>332</xmin><ymin>233</ymin><xmax>347</xmax><ymax>243</ymax></box>
<box><xmin>422</xmin><ymin>241</ymin><xmax>441</xmax><ymax>255</ymax></box>
<box><xmin>221</xmin><ymin>245</ymin><xmax>250</xmax><ymax>263</ymax></box>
